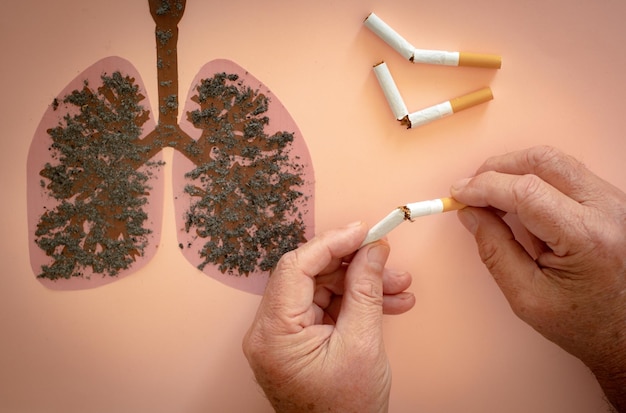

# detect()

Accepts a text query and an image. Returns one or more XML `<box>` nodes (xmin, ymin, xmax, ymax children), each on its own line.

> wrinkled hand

<box><xmin>242</xmin><ymin>222</ymin><xmax>416</xmax><ymax>413</ymax></box>
<box><xmin>450</xmin><ymin>146</ymin><xmax>626</xmax><ymax>412</ymax></box>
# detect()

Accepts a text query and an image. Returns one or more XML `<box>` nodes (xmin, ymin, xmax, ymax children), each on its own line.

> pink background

<box><xmin>1</xmin><ymin>1</ymin><xmax>625</xmax><ymax>412</ymax></box>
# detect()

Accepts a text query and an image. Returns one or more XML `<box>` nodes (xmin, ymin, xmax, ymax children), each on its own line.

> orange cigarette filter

<box><xmin>458</xmin><ymin>52</ymin><xmax>502</xmax><ymax>69</ymax></box>
<box><xmin>450</xmin><ymin>87</ymin><xmax>493</xmax><ymax>113</ymax></box>
<box><xmin>441</xmin><ymin>197</ymin><xmax>466</xmax><ymax>212</ymax></box>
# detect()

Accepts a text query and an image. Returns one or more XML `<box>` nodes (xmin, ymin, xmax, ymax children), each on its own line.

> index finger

<box><xmin>475</xmin><ymin>146</ymin><xmax>603</xmax><ymax>203</ymax></box>
<box><xmin>451</xmin><ymin>171</ymin><xmax>588</xmax><ymax>257</ymax></box>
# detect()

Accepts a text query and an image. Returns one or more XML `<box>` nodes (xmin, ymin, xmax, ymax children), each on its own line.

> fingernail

<box><xmin>457</xmin><ymin>208</ymin><xmax>478</xmax><ymax>235</ymax></box>
<box><xmin>451</xmin><ymin>177</ymin><xmax>471</xmax><ymax>192</ymax></box>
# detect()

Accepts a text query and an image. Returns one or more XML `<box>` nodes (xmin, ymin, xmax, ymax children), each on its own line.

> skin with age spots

<box><xmin>450</xmin><ymin>146</ymin><xmax>626</xmax><ymax>412</ymax></box>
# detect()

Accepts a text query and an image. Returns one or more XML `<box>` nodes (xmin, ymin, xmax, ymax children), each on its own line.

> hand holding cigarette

<box><xmin>450</xmin><ymin>146</ymin><xmax>626</xmax><ymax>411</ymax></box>
<box><xmin>243</xmin><ymin>221</ymin><xmax>415</xmax><ymax>412</ymax></box>
<box><xmin>244</xmin><ymin>147</ymin><xmax>626</xmax><ymax>413</ymax></box>
<box><xmin>361</xmin><ymin>196</ymin><xmax>465</xmax><ymax>247</ymax></box>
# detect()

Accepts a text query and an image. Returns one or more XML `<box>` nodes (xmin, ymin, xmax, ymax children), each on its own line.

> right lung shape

<box><xmin>175</xmin><ymin>59</ymin><xmax>315</xmax><ymax>295</ymax></box>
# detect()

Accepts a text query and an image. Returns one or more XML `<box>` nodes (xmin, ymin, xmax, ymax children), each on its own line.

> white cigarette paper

<box><xmin>360</xmin><ymin>197</ymin><xmax>465</xmax><ymax>247</ymax></box>
<box><xmin>373</xmin><ymin>62</ymin><xmax>409</xmax><ymax>120</ymax></box>
<box><xmin>364</xmin><ymin>13</ymin><xmax>414</xmax><ymax>61</ymax></box>
<box><xmin>406</xmin><ymin>102</ymin><xmax>454</xmax><ymax>128</ymax></box>
<box><xmin>364</xmin><ymin>12</ymin><xmax>502</xmax><ymax>69</ymax></box>
<box><xmin>412</xmin><ymin>49</ymin><xmax>460</xmax><ymax>66</ymax></box>
<box><xmin>360</xmin><ymin>208</ymin><xmax>406</xmax><ymax>248</ymax></box>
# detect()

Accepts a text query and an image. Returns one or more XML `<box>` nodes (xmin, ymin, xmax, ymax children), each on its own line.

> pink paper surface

<box><xmin>3</xmin><ymin>1</ymin><xmax>625</xmax><ymax>412</ymax></box>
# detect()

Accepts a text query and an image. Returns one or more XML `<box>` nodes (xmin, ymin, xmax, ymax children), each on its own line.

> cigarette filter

<box><xmin>364</xmin><ymin>12</ymin><xmax>502</xmax><ymax>69</ymax></box>
<box><xmin>373</xmin><ymin>62</ymin><xmax>409</xmax><ymax>120</ymax></box>
<box><xmin>360</xmin><ymin>197</ymin><xmax>466</xmax><ymax>247</ymax></box>
<box><xmin>402</xmin><ymin>87</ymin><xmax>493</xmax><ymax>129</ymax></box>
<box><xmin>458</xmin><ymin>52</ymin><xmax>502</xmax><ymax>69</ymax></box>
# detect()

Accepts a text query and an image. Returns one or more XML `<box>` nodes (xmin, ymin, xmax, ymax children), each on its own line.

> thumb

<box><xmin>458</xmin><ymin>207</ymin><xmax>542</xmax><ymax>319</ymax></box>
<box><xmin>336</xmin><ymin>241</ymin><xmax>388</xmax><ymax>337</ymax></box>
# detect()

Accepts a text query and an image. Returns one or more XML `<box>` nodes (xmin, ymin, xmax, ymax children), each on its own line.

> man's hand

<box><xmin>451</xmin><ymin>146</ymin><xmax>626</xmax><ymax>411</ymax></box>
<box><xmin>242</xmin><ymin>222</ymin><xmax>416</xmax><ymax>413</ymax></box>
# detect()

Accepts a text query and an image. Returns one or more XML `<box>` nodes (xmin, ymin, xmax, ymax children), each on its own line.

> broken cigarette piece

<box><xmin>401</xmin><ymin>87</ymin><xmax>493</xmax><ymax>129</ymax></box>
<box><xmin>373</xmin><ymin>62</ymin><xmax>409</xmax><ymax>120</ymax></box>
<box><xmin>360</xmin><ymin>197</ymin><xmax>466</xmax><ymax>247</ymax></box>
<box><xmin>364</xmin><ymin>12</ymin><xmax>502</xmax><ymax>69</ymax></box>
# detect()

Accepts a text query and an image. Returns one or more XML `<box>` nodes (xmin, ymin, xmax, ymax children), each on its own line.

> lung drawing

<box><xmin>26</xmin><ymin>0</ymin><xmax>314</xmax><ymax>294</ymax></box>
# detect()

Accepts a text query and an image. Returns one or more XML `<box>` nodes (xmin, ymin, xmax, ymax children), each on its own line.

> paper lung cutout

<box><xmin>27</xmin><ymin>57</ymin><xmax>314</xmax><ymax>293</ymax></box>
<box><xmin>27</xmin><ymin>0</ymin><xmax>314</xmax><ymax>294</ymax></box>
<box><xmin>27</xmin><ymin>58</ymin><xmax>314</xmax><ymax>293</ymax></box>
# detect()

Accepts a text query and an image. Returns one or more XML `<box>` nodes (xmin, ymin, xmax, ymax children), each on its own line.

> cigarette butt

<box><xmin>364</xmin><ymin>12</ymin><xmax>502</xmax><ymax>69</ymax></box>
<box><xmin>449</xmin><ymin>87</ymin><xmax>493</xmax><ymax>113</ymax></box>
<box><xmin>360</xmin><ymin>197</ymin><xmax>463</xmax><ymax>247</ymax></box>
<box><xmin>402</xmin><ymin>88</ymin><xmax>493</xmax><ymax>129</ymax></box>
<box><xmin>403</xmin><ymin>102</ymin><xmax>453</xmax><ymax>129</ymax></box>
<box><xmin>373</xmin><ymin>61</ymin><xmax>409</xmax><ymax>120</ymax></box>
<box><xmin>459</xmin><ymin>52</ymin><xmax>502</xmax><ymax>69</ymax></box>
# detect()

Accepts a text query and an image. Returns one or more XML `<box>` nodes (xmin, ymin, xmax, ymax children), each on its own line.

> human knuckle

<box><xmin>275</xmin><ymin>249</ymin><xmax>299</xmax><ymax>273</ymax></box>
<box><xmin>529</xmin><ymin>145</ymin><xmax>587</xmax><ymax>183</ymax></box>
<box><xmin>528</xmin><ymin>145</ymin><xmax>562</xmax><ymax>168</ymax></box>
<box><xmin>351</xmin><ymin>279</ymin><xmax>384</xmax><ymax>306</ymax></box>
<box><xmin>512</xmin><ymin>174</ymin><xmax>547</xmax><ymax>205</ymax></box>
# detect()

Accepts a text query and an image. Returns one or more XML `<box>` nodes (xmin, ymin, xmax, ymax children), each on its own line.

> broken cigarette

<box><xmin>373</xmin><ymin>62</ymin><xmax>409</xmax><ymax>120</ymax></box>
<box><xmin>364</xmin><ymin>12</ymin><xmax>502</xmax><ymax>69</ymax></box>
<box><xmin>401</xmin><ymin>87</ymin><xmax>493</xmax><ymax>129</ymax></box>
<box><xmin>360</xmin><ymin>197</ymin><xmax>466</xmax><ymax>247</ymax></box>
